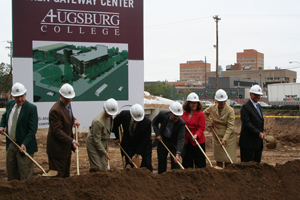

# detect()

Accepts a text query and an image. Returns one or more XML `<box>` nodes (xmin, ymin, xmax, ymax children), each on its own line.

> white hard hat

<box><xmin>11</xmin><ymin>82</ymin><xmax>27</xmax><ymax>97</ymax></box>
<box><xmin>169</xmin><ymin>102</ymin><xmax>183</xmax><ymax>116</ymax></box>
<box><xmin>249</xmin><ymin>85</ymin><xmax>263</xmax><ymax>95</ymax></box>
<box><xmin>215</xmin><ymin>89</ymin><xmax>228</xmax><ymax>101</ymax></box>
<box><xmin>186</xmin><ymin>92</ymin><xmax>199</xmax><ymax>102</ymax></box>
<box><xmin>59</xmin><ymin>83</ymin><xmax>75</xmax><ymax>99</ymax></box>
<box><xmin>130</xmin><ymin>104</ymin><xmax>144</xmax><ymax>122</ymax></box>
<box><xmin>104</xmin><ymin>98</ymin><xmax>118</xmax><ymax>116</ymax></box>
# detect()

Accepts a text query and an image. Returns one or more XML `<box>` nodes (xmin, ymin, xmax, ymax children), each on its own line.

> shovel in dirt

<box><xmin>4</xmin><ymin>132</ymin><xmax>58</xmax><ymax>177</ymax></box>
<box><xmin>117</xmin><ymin>143</ymin><xmax>138</xmax><ymax>168</ymax></box>
<box><xmin>211</xmin><ymin>128</ymin><xmax>233</xmax><ymax>164</ymax></box>
<box><xmin>185</xmin><ymin>125</ymin><xmax>223</xmax><ymax>169</ymax></box>
<box><xmin>160</xmin><ymin>140</ymin><xmax>185</xmax><ymax>169</ymax></box>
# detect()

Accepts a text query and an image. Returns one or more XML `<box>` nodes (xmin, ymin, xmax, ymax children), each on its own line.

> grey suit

<box><xmin>239</xmin><ymin>99</ymin><xmax>264</xmax><ymax>163</ymax></box>
<box><xmin>152</xmin><ymin>110</ymin><xmax>185</xmax><ymax>174</ymax></box>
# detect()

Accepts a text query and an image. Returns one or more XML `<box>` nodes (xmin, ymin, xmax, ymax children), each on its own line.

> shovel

<box><xmin>211</xmin><ymin>128</ymin><xmax>233</xmax><ymax>164</ymax></box>
<box><xmin>117</xmin><ymin>143</ymin><xmax>138</xmax><ymax>168</ymax></box>
<box><xmin>160</xmin><ymin>140</ymin><xmax>184</xmax><ymax>169</ymax></box>
<box><xmin>4</xmin><ymin>132</ymin><xmax>58</xmax><ymax>177</ymax></box>
<box><xmin>118</xmin><ymin>125</ymin><xmax>126</xmax><ymax>169</ymax></box>
<box><xmin>75</xmin><ymin>126</ymin><xmax>80</xmax><ymax>175</ymax></box>
<box><xmin>185</xmin><ymin>125</ymin><xmax>214</xmax><ymax>168</ymax></box>
<box><xmin>264</xmin><ymin>135</ymin><xmax>276</xmax><ymax>149</ymax></box>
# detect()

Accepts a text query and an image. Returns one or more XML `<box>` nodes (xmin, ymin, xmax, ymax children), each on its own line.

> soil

<box><xmin>0</xmin><ymin>110</ymin><xmax>300</xmax><ymax>199</ymax></box>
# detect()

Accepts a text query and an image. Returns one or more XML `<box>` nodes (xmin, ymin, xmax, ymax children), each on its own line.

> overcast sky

<box><xmin>1</xmin><ymin>1</ymin><xmax>300</xmax><ymax>82</ymax></box>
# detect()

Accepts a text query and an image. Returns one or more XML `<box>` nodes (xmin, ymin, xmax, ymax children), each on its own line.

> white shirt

<box><xmin>8</xmin><ymin>104</ymin><xmax>22</xmax><ymax>136</ymax></box>
<box><xmin>249</xmin><ymin>98</ymin><xmax>259</xmax><ymax>110</ymax></box>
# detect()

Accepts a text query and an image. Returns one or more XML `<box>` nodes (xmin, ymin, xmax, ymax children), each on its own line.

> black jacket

<box><xmin>152</xmin><ymin>110</ymin><xmax>186</xmax><ymax>153</ymax></box>
<box><xmin>112</xmin><ymin>111</ymin><xmax>152</xmax><ymax>155</ymax></box>
<box><xmin>239</xmin><ymin>100</ymin><xmax>264</xmax><ymax>149</ymax></box>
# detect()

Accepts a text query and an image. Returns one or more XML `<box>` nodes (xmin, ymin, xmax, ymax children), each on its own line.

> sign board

<box><xmin>12</xmin><ymin>0</ymin><xmax>144</xmax><ymax>127</ymax></box>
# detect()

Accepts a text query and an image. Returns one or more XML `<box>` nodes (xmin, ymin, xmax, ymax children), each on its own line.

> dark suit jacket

<box><xmin>152</xmin><ymin>110</ymin><xmax>186</xmax><ymax>154</ymax></box>
<box><xmin>47</xmin><ymin>100</ymin><xmax>75</xmax><ymax>159</ymax></box>
<box><xmin>112</xmin><ymin>110</ymin><xmax>152</xmax><ymax>156</ymax></box>
<box><xmin>0</xmin><ymin>100</ymin><xmax>38</xmax><ymax>155</ymax></box>
<box><xmin>239</xmin><ymin>99</ymin><xmax>264</xmax><ymax>149</ymax></box>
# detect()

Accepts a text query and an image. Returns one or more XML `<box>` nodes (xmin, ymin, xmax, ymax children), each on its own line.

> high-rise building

<box><xmin>180</xmin><ymin>60</ymin><xmax>211</xmax><ymax>84</ymax></box>
<box><xmin>237</xmin><ymin>49</ymin><xmax>264</xmax><ymax>70</ymax></box>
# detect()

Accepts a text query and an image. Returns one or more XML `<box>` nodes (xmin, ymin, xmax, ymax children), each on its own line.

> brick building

<box><xmin>236</xmin><ymin>49</ymin><xmax>264</xmax><ymax>70</ymax></box>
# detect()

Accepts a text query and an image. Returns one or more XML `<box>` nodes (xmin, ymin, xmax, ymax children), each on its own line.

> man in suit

<box><xmin>112</xmin><ymin>104</ymin><xmax>153</xmax><ymax>171</ymax></box>
<box><xmin>0</xmin><ymin>82</ymin><xmax>38</xmax><ymax>181</ymax></box>
<box><xmin>86</xmin><ymin>98</ymin><xmax>118</xmax><ymax>170</ymax></box>
<box><xmin>152</xmin><ymin>102</ymin><xmax>185</xmax><ymax>174</ymax></box>
<box><xmin>239</xmin><ymin>84</ymin><xmax>265</xmax><ymax>163</ymax></box>
<box><xmin>47</xmin><ymin>83</ymin><xmax>80</xmax><ymax>178</ymax></box>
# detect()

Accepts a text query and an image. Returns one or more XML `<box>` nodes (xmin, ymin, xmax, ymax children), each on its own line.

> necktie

<box><xmin>10</xmin><ymin>105</ymin><xmax>19</xmax><ymax>140</ymax></box>
<box><xmin>256</xmin><ymin>105</ymin><xmax>262</xmax><ymax>118</ymax></box>
<box><xmin>130</xmin><ymin>121</ymin><xmax>136</xmax><ymax>138</ymax></box>
<box><xmin>66</xmin><ymin>105</ymin><xmax>72</xmax><ymax>118</ymax></box>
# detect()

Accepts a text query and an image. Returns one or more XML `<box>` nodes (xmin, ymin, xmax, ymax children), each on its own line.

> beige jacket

<box><xmin>86</xmin><ymin>111</ymin><xmax>113</xmax><ymax>169</ymax></box>
<box><xmin>203</xmin><ymin>104</ymin><xmax>236</xmax><ymax>162</ymax></box>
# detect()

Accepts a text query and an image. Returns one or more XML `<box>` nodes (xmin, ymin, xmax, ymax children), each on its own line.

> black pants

<box><xmin>157</xmin><ymin>137</ymin><xmax>180</xmax><ymax>174</ymax></box>
<box><xmin>183</xmin><ymin>140</ymin><xmax>206</xmax><ymax>169</ymax></box>
<box><xmin>240</xmin><ymin>147</ymin><xmax>263</xmax><ymax>163</ymax></box>
<box><xmin>123</xmin><ymin>143</ymin><xmax>153</xmax><ymax>172</ymax></box>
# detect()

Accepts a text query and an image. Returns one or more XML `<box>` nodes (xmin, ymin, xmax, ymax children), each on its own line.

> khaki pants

<box><xmin>6</xmin><ymin>143</ymin><xmax>33</xmax><ymax>181</ymax></box>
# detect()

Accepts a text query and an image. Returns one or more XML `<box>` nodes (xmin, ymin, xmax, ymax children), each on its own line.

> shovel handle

<box><xmin>185</xmin><ymin>125</ymin><xmax>213</xmax><ymax>167</ymax></box>
<box><xmin>211</xmin><ymin>128</ymin><xmax>233</xmax><ymax>164</ymax></box>
<box><xmin>118</xmin><ymin>125</ymin><xmax>126</xmax><ymax>169</ymax></box>
<box><xmin>160</xmin><ymin>140</ymin><xmax>184</xmax><ymax>169</ymax></box>
<box><xmin>3</xmin><ymin>132</ymin><xmax>48</xmax><ymax>175</ymax></box>
<box><xmin>118</xmin><ymin>144</ymin><xmax>138</xmax><ymax>168</ymax></box>
<box><xmin>75</xmin><ymin>126</ymin><xmax>80</xmax><ymax>175</ymax></box>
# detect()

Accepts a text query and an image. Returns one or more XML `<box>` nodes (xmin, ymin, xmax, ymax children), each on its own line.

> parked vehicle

<box><xmin>268</xmin><ymin>83</ymin><xmax>300</xmax><ymax>109</ymax></box>
<box><xmin>257</xmin><ymin>101</ymin><xmax>272</xmax><ymax>108</ymax></box>
<box><xmin>202</xmin><ymin>100</ymin><xmax>213</xmax><ymax>107</ymax></box>
<box><xmin>230</xmin><ymin>100</ymin><xmax>241</xmax><ymax>108</ymax></box>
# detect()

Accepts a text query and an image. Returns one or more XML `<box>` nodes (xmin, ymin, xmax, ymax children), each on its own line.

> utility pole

<box><xmin>5</xmin><ymin>40</ymin><xmax>13</xmax><ymax>91</ymax></box>
<box><xmin>213</xmin><ymin>15</ymin><xmax>221</xmax><ymax>91</ymax></box>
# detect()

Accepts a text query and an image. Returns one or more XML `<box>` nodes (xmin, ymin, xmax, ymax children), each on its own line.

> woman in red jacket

<box><xmin>182</xmin><ymin>92</ymin><xmax>206</xmax><ymax>168</ymax></box>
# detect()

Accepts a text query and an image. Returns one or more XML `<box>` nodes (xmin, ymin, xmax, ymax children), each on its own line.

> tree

<box><xmin>144</xmin><ymin>81</ymin><xmax>182</xmax><ymax>100</ymax></box>
<box><xmin>0</xmin><ymin>62</ymin><xmax>10</xmax><ymax>77</ymax></box>
<box><xmin>0</xmin><ymin>62</ymin><xmax>12</xmax><ymax>93</ymax></box>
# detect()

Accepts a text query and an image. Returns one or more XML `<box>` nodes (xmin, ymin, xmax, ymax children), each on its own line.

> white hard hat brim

<box><xmin>11</xmin><ymin>89</ymin><xmax>27</xmax><ymax>97</ymax></box>
<box><xmin>106</xmin><ymin>109</ymin><xmax>118</xmax><ymax>116</ymax></box>
<box><xmin>132</xmin><ymin>115</ymin><xmax>144</xmax><ymax>122</ymax></box>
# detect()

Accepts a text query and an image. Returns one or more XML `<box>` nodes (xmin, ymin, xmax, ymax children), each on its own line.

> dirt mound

<box><xmin>0</xmin><ymin>160</ymin><xmax>300</xmax><ymax>199</ymax></box>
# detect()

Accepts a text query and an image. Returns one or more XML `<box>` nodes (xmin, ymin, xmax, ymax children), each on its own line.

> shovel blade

<box><xmin>42</xmin><ymin>170</ymin><xmax>58</xmax><ymax>177</ymax></box>
<box><xmin>265</xmin><ymin>135</ymin><xmax>276</xmax><ymax>149</ymax></box>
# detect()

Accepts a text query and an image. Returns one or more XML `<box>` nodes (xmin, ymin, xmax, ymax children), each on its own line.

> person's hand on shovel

<box><xmin>20</xmin><ymin>144</ymin><xmax>27</xmax><ymax>153</ymax></box>
<box><xmin>105</xmin><ymin>153</ymin><xmax>110</xmax><ymax>161</ymax></box>
<box><xmin>113</xmin><ymin>139</ymin><xmax>119</xmax><ymax>145</ymax></box>
<box><xmin>73</xmin><ymin>140</ymin><xmax>80</xmax><ymax>149</ymax></box>
<box><xmin>259</xmin><ymin>132</ymin><xmax>266</xmax><ymax>139</ymax></box>
<box><xmin>0</xmin><ymin>127</ymin><xmax>5</xmax><ymax>135</ymax></box>
<box><xmin>156</xmin><ymin>135</ymin><xmax>162</xmax><ymax>141</ymax></box>
<box><xmin>220</xmin><ymin>140</ymin><xmax>226</xmax><ymax>146</ymax></box>
<box><xmin>174</xmin><ymin>153</ymin><xmax>181</xmax><ymax>164</ymax></box>
<box><xmin>130</xmin><ymin>154</ymin><xmax>138</xmax><ymax>163</ymax></box>
<box><xmin>74</xmin><ymin>120</ymin><xmax>80</xmax><ymax>128</ymax></box>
